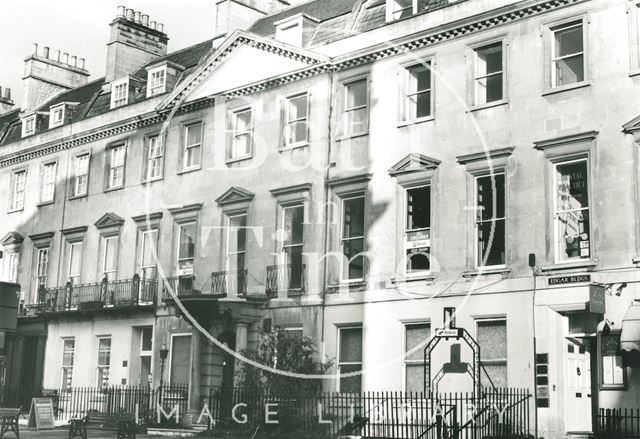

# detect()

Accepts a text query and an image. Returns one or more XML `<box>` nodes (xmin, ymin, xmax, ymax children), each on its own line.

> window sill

<box><xmin>7</xmin><ymin>208</ymin><xmax>24</xmax><ymax>214</ymax></box>
<box><xmin>462</xmin><ymin>267</ymin><xmax>511</xmax><ymax>278</ymax></box>
<box><xmin>279</xmin><ymin>143</ymin><xmax>309</xmax><ymax>152</ymax></box>
<box><xmin>542</xmin><ymin>80</ymin><xmax>591</xmax><ymax>97</ymax></box>
<box><xmin>327</xmin><ymin>281</ymin><xmax>367</xmax><ymax>293</ymax></box>
<box><xmin>630</xmin><ymin>69</ymin><xmax>640</xmax><ymax>78</ymax></box>
<box><xmin>540</xmin><ymin>260</ymin><xmax>597</xmax><ymax>274</ymax></box>
<box><xmin>177</xmin><ymin>166</ymin><xmax>201</xmax><ymax>175</ymax></box>
<box><xmin>397</xmin><ymin>116</ymin><xmax>434</xmax><ymax>128</ymax></box>
<box><xmin>104</xmin><ymin>186</ymin><xmax>124</xmax><ymax>193</ymax></box>
<box><xmin>600</xmin><ymin>384</ymin><xmax>627</xmax><ymax>391</ymax></box>
<box><xmin>468</xmin><ymin>99</ymin><xmax>508</xmax><ymax>113</ymax></box>
<box><xmin>226</xmin><ymin>155</ymin><xmax>253</xmax><ymax>165</ymax></box>
<box><xmin>336</xmin><ymin>132</ymin><xmax>369</xmax><ymax>142</ymax></box>
<box><xmin>69</xmin><ymin>194</ymin><xmax>88</xmax><ymax>201</ymax></box>
<box><xmin>37</xmin><ymin>201</ymin><xmax>55</xmax><ymax>207</ymax></box>
<box><xmin>141</xmin><ymin>177</ymin><xmax>164</xmax><ymax>186</ymax></box>
<box><xmin>390</xmin><ymin>274</ymin><xmax>435</xmax><ymax>284</ymax></box>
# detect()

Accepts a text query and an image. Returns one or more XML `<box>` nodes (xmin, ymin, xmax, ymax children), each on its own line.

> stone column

<box><xmin>34</xmin><ymin>336</ymin><xmax>47</xmax><ymax>390</ymax></box>
<box><xmin>11</xmin><ymin>336</ymin><xmax>25</xmax><ymax>387</ymax></box>
<box><xmin>189</xmin><ymin>331</ymin><xmax>202</xmax><ymax>413</ymax></box>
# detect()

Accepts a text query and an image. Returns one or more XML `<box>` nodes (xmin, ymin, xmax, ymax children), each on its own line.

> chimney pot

<box><xmin>157</xmin><ymin>23</ymin><xmax>164</xmax><ymax>32</ymax></box>
<box><xmin>62</xmin><ymin>53</ymin><xmax>69</xmax><ymax>64</ymax></box>
<box><xmin>149</xmin><ymin>20</ymin><xmax>156</xmax><ymax>30</ymax></box>
<box><xmin>43</xmin><ymin>46</ymin><xmax>50</xmax><ymax>58</ymax></box>
<box><xmin>54</xmin><ymin>50</ymin><xmax>61</xmax><ymax>61</ymax></box>
<box><xmin>141</xmin><ymin>14</ymin><xmax>149</xmax><ymax>26</ymax></box>
<box><xmin>126</xmin><ymin>8</ymin><xmax>134</xmax><ymax>20</ymax></box>
<box><xmin>134</xmin><ymin>11</ymin><xmax>141</xmax><ymax>22</ymax></box>
<box><xmin>117</xmin><ymin>5</ymin><xmax>125</xmax><ymax>17</ymax></box>
<box><xmin>79</xmin><ymin>58</ymin><xmax>85</xmax><ymax>69</ymax></box>
<box><xmin>32</xmin><ymin>43</ymin><xmax>38</xmax><ymax>55</ymax></box>
<box><xmin>4</xmin><ymin>88</ymin><xmax>10</xmax><ymax>100</ymax></box>
<box><xmin>71</xmin><ymin>55</ymin><xmax>77</xmax><ymax>67</ymax></box>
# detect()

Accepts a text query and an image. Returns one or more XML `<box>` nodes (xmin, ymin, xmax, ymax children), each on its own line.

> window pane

<box><xmin>346</xmin><ymin>80</ymin><xmax>367</xmax><ymax>109</ymax></box>
<box><xmin>185</xmin><ymin>145</ymin><xmax>201</xmax><ymax>168</ymax></box>
<box><xmin>477</xmin><ymin>174</ymin><xmax>505</xmax><ymax>221</ymax></box>
<box><xmin>285</xmin><ymin>245</ymin><xmax>304</xmax><ymax>289</ymax></box>
<box><xmin>288</xmin><ymin>120</ymin><xmax>308</xmax><ymax>144</ymax></box>
<box><xmin>405</xmin><ymin>324</ymin><xmax>430</xmax><ymax>361</ymax></box>
<box><xmin>407</xmin><ymin>186</ymin><xmax>430</xmax><ymax>230</ymax></box>
<box><xmin>556</xmin><ymin>161</ymin><xmax>588</xmax><ymax>209</ymax></box>
<box><xmin>340</xmin><ymin>327</ymin><xmax>363</xmax><ymax>363</ymax></box>
<box><xmin>406</xmin><ymin>364</ymin><xmax>425</xmax><ymax>392</ymax></box>
<box><xmin>555</xmin><ymin>54</ymin><xmax>584</xmax><ymax>86</ymax></box>
<box><xmin>142</xmin><ymin>231</ymin><xmax>158</xmax><ymax>268</ymax></box>
<box><xmin>477</xmin><ymin>43</ymin><xmax>502</xmax><ymax>76</ymax></box>
<box><xmin>555</xmin><ymin>24</ymin><xmax>583</xmax><ymax>57</ymax></box>
<box><xmin>288</xmin><ymin>94</ymin><xmax>308</xmax><ymax>121</ymax></box>
<box><xmin>343</xmin><ymin>238</ymin><xmax>364</xmax><ymax>279</ymax></box>
<box><xmin>69</xmin><ymin>243</ymin><xmax>83</xmax><ymax>278</ymax></box>
<box><xmin>283</xmin><ymin>206</ymin><xmax>304</xmax><ymax>246</ymax></box>
<box><xmin>233</xmin><ymin>134</ymin><xmax>251</xmax><ymax>157</ymax></box>
<box><xmin>186</xmin><ymin>123</ymin><xmax>202</xmax><ymax>146</ymax></box>
<box><xmin>343</xmin><ymin>197</ymin><xmax>365</xmax><ymax>239</ymax></box>
<box><xmin>179</xmin><ymin>223</ymin><xmax>196</xmax><ymax>260</ymax></box>
<box><xmin>477</xmin><ymin>320</ymin><xmax>507</xmax><ymax>360</ymax></box>
<box><xmin>235</xmin><ymin>110</ymin><xmax>252</xmax><ymax>133</ymax></box>
<box><xmin>415</xmin><ymin>91</ymin><xmax>431</xmax><ymax>118</ymax></box>
<box><xmin>602</xmin><ymin>335</ymin><xmax>624</xmax><ymax>385</ymax></box>
<box><xmin>228</xmin><ymin>215</ymin><xmax>247</xmax><ymax>254</ymax></box>
<box><xmin>408</xmin><ymin>65</ymin><xmax>430</xmax><ymax>93</ymax></box>
<box><xmin>557</xmin><ymin>208</ymin><xmax>590</xmax><ymax>259</ymax></box>
<box><xmin>478</xmin><ymin>219</ymin><xmax>506</xmax><ymax>266</ymax></box>
<box><xmin>63</xmin><ymin>339</ymin><xmax>75</xmax><ymax>366</ymax></box>
<box><xmin>103</xmin><ymin>237</ymin><xmax>118</xmax><ymax>276</ymax></box>
<box><xmin>340</xmin><ymin>364</ymin><xmax>362</xmax><ymax>393</ymax></box>
<box><xmin>98</xmin><ymin>338</ymin><xmax>111</xmax><ymax>365</ymax></box>
<box><xmin>141</xmin><ymin>327</ymin><xmax>153</xmax><ymax>352</ymax></box>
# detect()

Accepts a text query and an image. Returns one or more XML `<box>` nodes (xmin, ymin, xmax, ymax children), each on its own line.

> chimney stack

<box><xmin>213</xmin><ymin>0</ymin><xmax>290</xmax><ymax>37</ymax></box>
<box><xmin>105</xmin><ymin>6</ymin><xmax>169</xmax><ymax>83</ymax></box>
<box><xmin>0</xmin><ymin>87</ymin><xmax>15</xmax><ymax>115</ymax></box>
<box><xmin>21</xmin><ymin>44</ymin><xmax>90</xmax><ymax>112</ymax></box>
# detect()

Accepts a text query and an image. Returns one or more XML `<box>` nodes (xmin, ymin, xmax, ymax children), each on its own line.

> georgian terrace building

<box><xmin>2</xmin><ymin>0</ymin><xmax>640</xmax><ymax>437</ymax></box>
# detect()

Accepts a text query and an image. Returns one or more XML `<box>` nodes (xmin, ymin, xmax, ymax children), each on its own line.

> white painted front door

<box><xmin>565</xmin><ymin>340</ymin><xmax>592</xmax><ymax>432</ymax></box>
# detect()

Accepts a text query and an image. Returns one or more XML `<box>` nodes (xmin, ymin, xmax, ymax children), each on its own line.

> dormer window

<box><xmin>390</xmin><ymin>0</ymin><xmax>413</xmax><ymax>19</ymax></box>
<box><xmin>49</xmin><ymin>104</ymin><xmax>65</xmax><ymax>129</ymax></box>
<box><xmin>110</xmin><ymin>78</ymin><xmax>129</xmax><ymax>109</ymax></box>
<box><xmin>147</xmin><ymin>66</ymin><xmax>167</xmax><ymax>97</ymax></box>
<box><xmin>274</xmin><ymin>13</ymin><xmax>319</xmax><ymax>47</ymax></box>
<box><xmin>22</xmin><ymin>114</ymin><xmax>36</xmax><ymax>137</ymax></box>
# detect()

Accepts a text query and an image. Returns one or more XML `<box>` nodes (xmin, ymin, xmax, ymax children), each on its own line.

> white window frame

<box><xmin>226</xmin><ymin>212</ymin><xmax>248</xmax><ymax>274</ymax></box>
<box><xmin>68</xmin><ymin>241</ymin><xmax>83</xmax><ymax>284</ymax></box>
<box><xmin>35</xmin><ymin>247</ymin><xmax>49</xmax><ymax>292</ymax></box>
<box><xmin>474</xmin><ymin>173</ymin><xmax>507</xmax><ymax>269</ymax></box>
<box><xmin>139</xmin><ymin>327</ymin><xmax>154</xmax><ymax>385</ymax></box>
<box><xmin>61</xmin><ymin>337</ymin><xmax>75</xmax><ymax>390</ymax></box>
<box><xmin>72</xmin><ymin>153</ymin><xmax>90</xmax><ymax>197</ymax></box>
<box><xmin>401</xmin><ymin>61</ymin><xmax>433</xmax><ymax>124</ymax></box>
<box><xmin>388</xmin><ymin>0</ymin><xmax>416</xmax><ymax>21</ymax></box>
<box><xmin>231</xmin><ymin>107</ymin><xmax>254</xmax><ymax>160</ymax></box>
<box><xmin>107</xmin><ymin>144</ymin><xmax>126</xmax><ymax>190</ymax></box>
<box><xmin>22</xmin><ymin>114</ymin><xmax>36</xmax><ymax>137</ymax></box>
<box><xmin>283</xmin><ymin>92</ymin><xmax>309</xmax><ymax>149</ymax></box>
<box><xmin>404</xmin><ymin>185</ymin><xmax>431</xmax><ymax>276</ymax></box>
<box><xmin>599</xmin><ymin>332</ymin><xmax>625</xmax><ymax>389</ymax></box>
<box><xmin>182</xmin><ymin>122</ymin><xmax>203</xmax><ymax>170</ymax></box>
<box><xmin>552</xmin><ymin>156</ymin><xmax>590</xmax><ymax>264</ymax></box>
<box><xmin>280</xmin><ymin>204</ymin><xmax>304</xmax><ymax>265</ymax></box>
<box><xmin>403</xmin><ymin>321</ymin><xmax>430</xmax><ymax>392</ymax></box>
<box><xmin>145</xmin><ymin>135</ymin><xmax>164</xmax><ymax>181</ymax></box>
<box><xmin>110</xmin><ymin>78</ymin><xmax>129</xmax><ymax>109</ymax></box>
<box><xmin>146</xmin><ymin>65</ymin><xmax>167</xmax><ymax>97</ymax></box>
<box><xmin>49</xmin><ymin>104</ymin><xmax>65</xmax><ymax>129</ymax></box>
<box><xmin>96</xmin><ymin>336</ymin><xmax>112</xmax><ymax>387</ymax></box>
<box><xmin>337</xmin><ymin>326</ymin><xmax>363</xmax><ymax>393</ymax></box>
<box><xmin>40</xmin><ymin>161</ymin><xmax>57</xmax><ymax>204</ymax></box>
<box><xmin>9</xmin><ymin>170</ymin><xmax>26</xmax><ymax>212</ymax></box>
<box><xmin>101</xmin><ymin>235</ymin><xmax>119</xmax><ymax>280</ymax></box>
<box><xmin>342</xmin><ymin>78</ymin><xmax>369</xmax><ymax>137</ymax></box>
<box><xmin>176</xmin><ymin>221</ymin><xmax>196</xmax><ymax>276</ymax></box>
<box><xmin>547</xmin><ymin>17</ymin><xmax>588</xmax><ymax>90</ymax></box>
<box><xmin>340</xmin><ymin>194</ymin><xmax>366</xmax><ymax>283</ymax></box>
<box><xmin>5</xmin><ymin>253</ymin><xmax>18</xmax><ymax>283</ymax></box>
<box><xmin>140</xmin><ymin>229</ymin><xmax>159</xmax><ymax>280</ymax></box>
<box><xmin>475</xmin><ymin>317</ymin><xmax>508</xmax><ymax>387</ymax></box>
<box><xmin>472</xmin><ymin>41</ymin><xmax>505</xmax><ymax>106</ymax></box>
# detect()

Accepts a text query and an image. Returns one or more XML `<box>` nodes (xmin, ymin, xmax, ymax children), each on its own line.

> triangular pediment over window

<box><xmin>158</xmin><ymin>30</ymin><xmax>329</xmax><ymax>110</ymax></box>
<box><xmin>0</xmin><ymin>231</ymin><xmax>24</xmax><ymax>246</ymax></box>
<box><xmin>624</xmin><ymin>114</ymin><xmax>640</xmax><ymax>136</ymax></box>
<box><xmin>388</xmin><ymin>153</ymin><xmax>441</xmax><ymax>177</ymax></box>
<box><xmin>216</xmin><ymin>187</ymin><xmax>255</xmax><ymax>206</ymax></box>
<box><xmin>94</xmin><ymin>212</ymin><xmax>125</xmax><ymax>229</ymax></box>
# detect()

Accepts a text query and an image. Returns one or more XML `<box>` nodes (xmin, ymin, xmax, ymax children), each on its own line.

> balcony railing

<box><xmin>265</xmin><ymin>264</ymin><xmax>305</xmax><ymax>298</ymax></box>
<box><xmin>211</xmin><ymin>270</ymin><xmax>247</xmax><ymax>298</ymax></box>
<box><xmin>161</xmin><ymin>275</ymin><xmax>197</xmax><ymax>300</ymax></box>
<box><xmin>36</xmin><ymin>274</ymin><xmax>156</xmax><ymax>314</ymax></box>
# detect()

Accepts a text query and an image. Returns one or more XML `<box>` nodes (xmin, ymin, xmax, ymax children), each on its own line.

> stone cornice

<box><xmin>270</xmin><ymin>183</ymin><xmax>313</xmax><ymax>197</ymax></box>
<box><xmin>457</xmin><ymin>147</ymin><xmax>515</xmax><ymax>165</ymax></box>
<box><xmin>533</xmin><ymin>131</ymin><xmax>599</xmax><ymax>151</ymax></box>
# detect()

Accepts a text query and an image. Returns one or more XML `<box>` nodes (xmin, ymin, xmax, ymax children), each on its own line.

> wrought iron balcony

<box><xmin>265</xmin><ymin>264</ymin><xmax>305</xmax><ymax>298</ymax></box>
<box><xmin>211</xmin><ymin>270</ymin><xmax>247</xmax><ymax>298</ymax></box>
<box><xmin>36</xmin><ymin>274</ymin><xmax>157</xmax><ymax>314</ymax></box>
<box><xmin>161</xmin><ymin>275</ymin><xmax>198</xmax><ymax>301</ymax></box>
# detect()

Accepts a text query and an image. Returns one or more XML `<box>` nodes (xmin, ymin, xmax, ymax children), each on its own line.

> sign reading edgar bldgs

<box><xmin>548</xmin><ymin>274</ymin><xmax>591</xmax><ymax>286</ymax></box>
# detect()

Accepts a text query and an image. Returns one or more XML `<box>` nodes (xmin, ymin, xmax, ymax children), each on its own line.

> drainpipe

<box><xmin>529</xmin><ymin>253</ymin><xmax>540</xmax><ymax>439</ymax></box>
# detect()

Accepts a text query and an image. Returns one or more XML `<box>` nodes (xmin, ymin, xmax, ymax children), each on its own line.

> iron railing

<box><xmin>161</xmin><ymin>275</ymin><xmax>197</xmax><ymax>300</ymax></box>
<box><xmin>596</xmin><ymin>408</ymin><xmax>640</xmax><ymax>438</ymax></box>
<box><xmin>207</xmin><ymin>387</ymin><xmax>531</xmax><ymax>438</ymax></box>
<box><xmin>265</xmin><ymin>264</ymin><xmax>305</xmax><ymax>298</ymax></box>
<box><xmin>0</xmin><ymin>383</ymin><xmax>188</xmax><ymax>422</ymax></box>
<box><xmin>211</xmin><ymin>270</ymin><xmax>247</xmax><ymax>297</ymax></box>
<box><xmin>36</xmin><ymin>275</ymin><xmax>156</xmax><ymax>313</ymax></box>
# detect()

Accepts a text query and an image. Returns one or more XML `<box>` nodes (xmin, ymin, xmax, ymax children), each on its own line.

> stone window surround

<box><xmin>49</xmin><ymin>103</ymin><xmax>66</xmax><ymax>129</ymax></box>
<box><xmin>178</xmin><ymin>116</ymin><xmax>205</xmax><ymax>174</ymax></box>
<box><xmin>397</xmin><ymin>54</ymin><xmax>436</xmax><ymax>127</ymax></box>
<box><xmin>60</xmin><ymin>226</ymin><xmax>88</xmax><ymax>284</ymax></box>
<box><xmin>226</xmin><ymin>100</ymin><xmax>255</xmax><ymax>164</ymax></box>
<box><xmin>465</xmin><ymin>34</ymin><xmax>509</xmax><ymax>111</ymax></box>
<box><xmin>132</xmin><ymin>212</ymin><xmax>163</xmax><ymax>279</ymax></box>
<box><xmin>8</xmin><ymin>166</ymin><xmax>28</xmax><ymax>213</ymax></box>
<box><xmin>104</xmin><ymin>140</ymin><xmax>128</xmax><ymax>192</ymax></box>
<box><xmin>168</xmin><ymin>204</ymin><xmax>203</xmax><ymax>277</ymax></box>
<box><xmin>38</xmin><ymin>158</ymin><xmax>59</xmax><ymax>206</ymax></box>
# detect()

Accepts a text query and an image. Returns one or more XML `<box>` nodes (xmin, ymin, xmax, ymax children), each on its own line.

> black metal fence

<box><xmin>596</xmin><ymin>408</ymin><xmax>640</xmax><ymax>438</ymax></box>
<box><xmin>0</xmin><ymin>384</ymin><xmax>188</xmax><ymax>422</ymax></box>
<box><xmin>206</xmin><ymin>387</ymin><xmax>531</xmax><ymax>438</ymax></box>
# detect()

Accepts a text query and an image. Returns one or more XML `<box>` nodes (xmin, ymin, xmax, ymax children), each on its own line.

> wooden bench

<box><xmin>68</xmin><ymin>410</ymin><xmax>136</xmax><ymax>439</ymax></box>
<box><xmin>0</xmin><ymin>407</ymin><xmax>21</xmax><ymax>439</ymax></box>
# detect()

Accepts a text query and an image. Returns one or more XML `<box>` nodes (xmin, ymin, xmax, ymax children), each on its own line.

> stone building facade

<box><xmin>2</xmin><ymin>0</ymin><xmax>640</xmax><ymax>437</ymax></box>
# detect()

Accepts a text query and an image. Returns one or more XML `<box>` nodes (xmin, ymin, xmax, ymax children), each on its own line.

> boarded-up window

<box><xmin>170</xmin><ymin>335</ymin><xmax>192</xmax><ymax>385</ymax></box>
<box><xmin>477</xmin><ymin>319</ymin><xmax>507</xmax><ymax>387</ymax></box>
<box><xmin>405</xmin><ymin>323</ymin><xmax>430</xmax><ymax>392</ymax></box>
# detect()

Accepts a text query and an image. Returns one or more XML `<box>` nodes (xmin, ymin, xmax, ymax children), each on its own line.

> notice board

<box><xmin>27</xmin><ymin>398</ymin><xmax>55</xmax><ymax>430</ymax></box>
